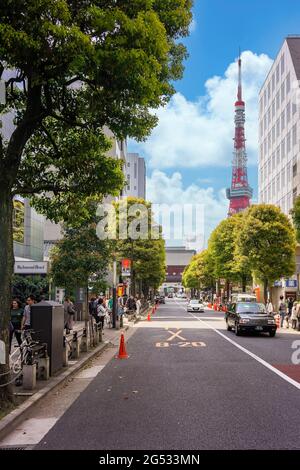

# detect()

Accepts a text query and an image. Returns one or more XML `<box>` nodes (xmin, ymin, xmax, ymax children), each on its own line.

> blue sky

<box><xmin>129</xmin><ymin>0</ymin><xmax>300</xmax><ymax>247</ymax></box>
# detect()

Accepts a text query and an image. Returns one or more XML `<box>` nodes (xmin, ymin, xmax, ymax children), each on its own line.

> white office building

<box><xmin>259</xmin><ymin>36</ymin><xmax>300</xmax><ymax>212</ymax></box>
<box><xmin>124</xmin><ymin>152</ymin><xmax>146</xmax><ymax>199</ymax></box>
<box><xmin>259</xmin><ymin>36</ymin><xmax>300</xmax><ymax>297</ymax></box>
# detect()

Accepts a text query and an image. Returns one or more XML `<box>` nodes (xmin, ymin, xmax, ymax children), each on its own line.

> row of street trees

<box><xmin>183</xmin><ymin>204</ymin><xmax>297</xmax><ymax>301</ymax></box>
<box><xmin>50</xmin><ymin>197</ymin><xmax>166</xmax><ymax>299</ymax></box>
<box><xmin>0</xmin><ymin>1</ymin><xmax>193</xmax><ymax>401</ymax></box>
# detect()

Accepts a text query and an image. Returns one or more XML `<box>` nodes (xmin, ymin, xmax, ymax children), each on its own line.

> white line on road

<box><xmin>175</xmin><ymin>302</ymin><xmax>300</xmax><ymax>391</ymax></box>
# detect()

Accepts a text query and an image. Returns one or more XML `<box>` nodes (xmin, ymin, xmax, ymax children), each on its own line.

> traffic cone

<box><xmin>117</xmin><ymin>333</ymin><xmax>128</xmax><ymax>359</ymax></box>
<box><xmin>147</xmin><ymin>312</ymin><xmax>151</xmax><ymax>321</ymax></box>
<box><xmin>275</xmin><ymin>314</ymin><xmax>280</xmax><ymax>330</ymax></box>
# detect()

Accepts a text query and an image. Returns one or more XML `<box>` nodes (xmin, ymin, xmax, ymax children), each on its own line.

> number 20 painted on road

<box><xmin>155</xmin><ymin>341</ymin><xmax>206</xmax><ymax>348</ymax></box>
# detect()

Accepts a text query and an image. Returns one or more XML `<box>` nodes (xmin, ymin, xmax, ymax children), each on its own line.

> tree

<box><xmin>0</xmin><ymin>1</ymin><xmax>193</xmax><ymax>399</ymax></box>
<box><xmin>113</xmin><ymin>197</ymin><xmax>166</xmax><ymax>297</ymax></box>
<box><xmin>12</xmin><ymin>275</ymin><xmax>49</xmax><ymax>304</ymax></box>
<box><xmin>237</xmin><ymin>204</ymin><xmax>296</xmax><ymax>301</ymax></box>
<box><xmin>182</xmin><ymin>249</ymin><xmax>215</xmax><ymax>292</ymax></box>
<box><xmin>291</xmin><ymin>195</ymin><xmax>300</xmax><ymax>242</ymax></box>
<box><xmin>208</xmin><ymin>214</ymin><xmax>252</xmax><ymax>296</ymax></box>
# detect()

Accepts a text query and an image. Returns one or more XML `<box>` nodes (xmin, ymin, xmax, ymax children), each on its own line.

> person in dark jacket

<box><xmin>9</xmin><ymin>299</ymin><xmax>24</xmax><ymax>353</ymax></box>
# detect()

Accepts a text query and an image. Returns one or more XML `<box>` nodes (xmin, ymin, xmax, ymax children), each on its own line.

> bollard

<box><xmin>120</xmin><ymin>315</ymin><xmax>124</xmax><ymax>328</ymax></box>
<box><xmin>80</xmin><ymin>328</ymin><xmax>89</xmax><ymax>352</ymax></box>
<box><xmin>98</xmin><ymin>323</ymin><xmax>103</xmax><ymax>343</ymax></box>
<box><xmin>93</xmin><ymin>324</ymin><xmax>99</xmax><ymax>346</ymax></box>
<box><xmin>71</xmin><ymin>331</ymin><xmax>80</xmax><ymax>359</ymax></box>
<box><xmin>22</xmin><ymin>364</ymin><xmax>37</xmax><ymax>390</ymax></box>
<box><xmin>37</xmin><ymin>357</ymin><xmax>50</xmax><ymax>380</ymax></box>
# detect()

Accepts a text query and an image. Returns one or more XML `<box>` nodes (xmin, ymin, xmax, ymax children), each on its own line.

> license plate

<box><xmin>255</xmin><ymin>326</ymin><xmax>263</xmax><ymax>331</ymax></box>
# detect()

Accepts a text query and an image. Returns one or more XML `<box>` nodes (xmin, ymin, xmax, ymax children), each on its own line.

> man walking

<box><xmin>278</xmin><ymin>295</ymin><xmax>287</xmax><ymax>328</ymax></box>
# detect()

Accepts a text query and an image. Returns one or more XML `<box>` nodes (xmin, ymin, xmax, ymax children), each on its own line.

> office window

<box><xmin>287</xmin><ymin>130</ymin><xmax>291</xmax><ymax>153</ymax></box>
<box><xmin>281</xmin><ymin>167</ymin><xmax>285</xmax><ymax>189</ymax></box>
<box><xmin>286</xmin><ymin>101</ymin><xmax>291</xmax><ymax>124</ymax></box>
<box><xmin>272</xmin><ymin>179</ymin><xmax>276</xmax><ymax>197</ymax></box>
<box><xmin>281</xmin><ymin>110</ymin><xmax>285</xmax><ymax>131</ymax></box>
<box><xmin>276</xmin><ymin>146</ymin><xmax>280</xmax><ymax>166</ymax></box>
<box><xmin>286</xmin><ymin>72</ymin><xmax>291</xmax><ymax>94</ymax></box>
<box><xmin>127</xmin><ymin>174</ymin><xmax>130</xmax><ymax>189</ymax></box>
<box><xmin>293</xmin><ymin>162</ymin><xmax>297</xmax><ymax>177</ymax></box>
<box><xmin>272</xmin><ymin>125</ymin><xmax>275</xmax><ymax>144</ymax></box>
<box><xmin>127</xmin><ymin>162</ymin><xmax>130</xmax><ymax>167</ymax></box>
<box><xmin>272</xmin><ymin>73</ymin><xmax>275</xmax><ymax>92</ymax></box>
<box><xmin>281</xmin><ymin>138</ymin><xmax>285</xmax><ymax>161</ymax></box>
<box><xmin>272</xmin><ymin>152</ymin><xmax>275</xmax><ymax>171</ymax></box>
<box><xmin>281</xmin><ymin>54</ymin><xmax>285</xmax><ymax>75</ymax></box>
<box><xmin>276</xmin><ymin>91</ymin><xmax>280</xmax><ymax>111</ymax></box>
<box><xmin>276</xmin><ymin>118</ymin><xmax>280</xmax><ymax>138</ymax></box>
<box><xmin>281</xmin><ymin>82</ymin><xmax>285</xmax><ymax>103</ymax></box>
<box><xmin>134</xmin><ymin>162</ymin><xmax>137</xmax><ymax>179</ymax></box>
<box><xmin>293</xmin><ymin>187</ymin><xmax>298</xmax><ymax>201</ymax></box>
<box><xmin>292</xmin><ymin>124</ymin><xmax>297</xmax><ymax>146</ymax></box>
<box><xmin>276</xmin><ymin>63</ymin><xmax>280</xmax><ymax>83</ymax></box>
<box><xmin>287</xmin><ymin>162</ymin><xmax>291</xmax><ymax>181</ymax></box>
<box><xmin>272</xmin><ymin>100</ymin><xmax>275</xmax><ymax>119</ymax></box>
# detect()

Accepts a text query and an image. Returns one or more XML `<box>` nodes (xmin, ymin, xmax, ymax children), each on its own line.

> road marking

<box><xmin>155</xmin><ymin>341</ymin><xmax>206</xmax><ymax>348</ymax></box>
<box><xmin>175</xmin><ymin>301</ymin><xmax>300</xmax><ymax>391</ymax></box>
<box><xmin>166</xmin><ymin>329</ymin><xmax>186</xmax><ymax>342</ymax></box>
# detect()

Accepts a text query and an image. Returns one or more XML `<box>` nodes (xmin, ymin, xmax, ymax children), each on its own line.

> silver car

<box><xmin>187</xmin><ymin>299</ymin><xmax>205</xmax><ymax>312</ymax></box>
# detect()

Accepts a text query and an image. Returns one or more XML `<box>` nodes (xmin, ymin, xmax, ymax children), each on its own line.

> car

<box><xmin>159</xmin><ymin>295</ymin><xmax>165</xmax><ymax>304</ymax></box>
<box><xmin>167</xmin><ymin>293</ymin><xmax>173</xmax><ymax>298</ymax></box>
<box><xmin>187</xmin><ymin>299</ymin><xmax>205</xmax><ymax>312</ymax></box>
<box><xmin>226</xmin><ymin>301</ymin><xmax>277</xmax><ymax>337</ymax></box>
<box><xmin>231</xmin><ymin>293</ymin><xmax>257</xmax><ymax>303</ymax></box>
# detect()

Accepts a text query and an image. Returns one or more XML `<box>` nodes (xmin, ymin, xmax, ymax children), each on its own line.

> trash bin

<box><xmin>31</xmin><ymin>301</ymin><xmax>64</xmax><ymax>376</ymax></box>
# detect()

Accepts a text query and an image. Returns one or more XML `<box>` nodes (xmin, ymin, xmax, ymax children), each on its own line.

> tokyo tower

<box><xmin>226</xmin><ymin>54</ymin><xmax>253</xmax><ymax>215</ymax></box>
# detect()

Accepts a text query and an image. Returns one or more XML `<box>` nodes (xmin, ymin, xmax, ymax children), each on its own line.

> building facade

<box><xmin>162</xmin><ymin>247</ymin><xmax>196</xmax><ymax>292</ymax></box>
<box><xmin>259</xmin><ymin>36</ymin><xmax>300</xmax><ymax>300</ymax></box>
<box><xmin>124</xmin><ymin>152</ymin><xmax>146</xmax><ymax>199</ymax></box>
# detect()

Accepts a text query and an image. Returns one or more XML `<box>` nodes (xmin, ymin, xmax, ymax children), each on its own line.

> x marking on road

<box><xmin>166</xmin><ymin>329</ymin><xmax>186</xmax><ymax>342</ymax></box>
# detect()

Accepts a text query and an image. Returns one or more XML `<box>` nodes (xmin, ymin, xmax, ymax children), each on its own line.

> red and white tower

<box><xmin>226</xmin><ymin>54</ymin><xmax>253</xmax><ymax>215</ymax></box>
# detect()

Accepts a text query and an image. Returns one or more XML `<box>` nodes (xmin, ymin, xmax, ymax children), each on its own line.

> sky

<box><xmin>129</xmin><ymin>0</ymin><xmax>300</xmax><ymax>249</ymax></box>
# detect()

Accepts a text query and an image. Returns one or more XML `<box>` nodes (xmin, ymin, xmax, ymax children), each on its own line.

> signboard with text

<box><xmin>14</xmin><ymin>261</ymin><xmax>48</xmax><ymax>274</ymax></box>
<box><xmin>121</xmin><ymin>259</ymin><xmax>131</xmax><ymax>277</ymax></box>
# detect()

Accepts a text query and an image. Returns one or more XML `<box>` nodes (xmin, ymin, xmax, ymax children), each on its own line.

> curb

<box><xmin>0</xmin><ymin>326</ymin><xmax>129</xmax><ymax>441</ymax></box>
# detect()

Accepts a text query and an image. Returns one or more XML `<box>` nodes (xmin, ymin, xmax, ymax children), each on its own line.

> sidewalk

<box><xmin>0</xmin><ymin>320</ymin><xmax>132</xmax><ymax>441</ymax></box>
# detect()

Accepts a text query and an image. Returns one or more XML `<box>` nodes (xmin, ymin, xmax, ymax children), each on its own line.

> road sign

<box><xmin>121</xmin><ymin>259</ymin><xmax>131</xmax><ymax>276</ymax></box>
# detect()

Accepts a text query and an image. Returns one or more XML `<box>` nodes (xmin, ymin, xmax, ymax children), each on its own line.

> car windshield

<box><xmin>236</xmin><ymin>302</ymin><xmax>267</xmax><ymax>314</ymax></box>
<box><xmin>190</xmin><ymin>300</ymin><xmax>200</xmax><ymax>304</ymax></box>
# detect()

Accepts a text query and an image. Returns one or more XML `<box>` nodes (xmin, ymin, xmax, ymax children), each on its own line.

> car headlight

<box><xmin>239</xmin><ymin>318</ymin><xmax>250</xmax><ymax>324</ymax></box>
<box><xmin>268</xmin><ymin>319</ymin><xmax>275</xmax><ymax>324</ymax></box>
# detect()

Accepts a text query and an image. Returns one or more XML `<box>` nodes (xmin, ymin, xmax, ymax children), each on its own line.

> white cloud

<box><xmin>189</xmin><ymin>17</ymin><xmax>197</xmax><ymax>33</ymax></box>
<box><xmin>147</xmin><ymin>170</ymin><xmax>228</xmax><ymax>249</ymax></box>
<box><xmin>132</xmin><ymin>50</ymin><xmax>273</xmax><ymax>169</ymax></box>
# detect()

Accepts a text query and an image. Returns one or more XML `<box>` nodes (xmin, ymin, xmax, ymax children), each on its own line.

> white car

<box><xmin>187</xmin><ymin>299</ymin><xmax>205</xmax><ymax>312</ymax></box>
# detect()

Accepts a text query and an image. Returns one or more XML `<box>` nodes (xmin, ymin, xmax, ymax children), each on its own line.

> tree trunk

<box><xmin>241</xmin><ymin>275</ymin><xmax>247</xmax><ymax>293</ymax></box>
<box><xmin>0</xmin><ymin>188</ymin><xmax>14</xmax><ymax>402</ymax></box>
<box><xmin>263</xmin><ymin>279</ymin><xmax>268</xmax><ymax>304</ymax></box>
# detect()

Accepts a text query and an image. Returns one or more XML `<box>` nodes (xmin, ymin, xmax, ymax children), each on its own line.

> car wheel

<box><xmin>269</xmin><ymin>330</ymin><xmax>276</xmax><ymax>337</ymax></box>
<box><xmin>235</xmin><ymin>323</ymin><xmax>241</xmax><ymax>336</ymax></box>
<box><xmin>226</xmin><ymin>321</ymin><xmax>232</xmax><ymax>331</ymax></box>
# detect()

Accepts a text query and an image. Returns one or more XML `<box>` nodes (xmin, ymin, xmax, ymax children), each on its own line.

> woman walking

<box><xmin>9</xmin><ymin>299</ymin><xmax>24</xmax><ymax>354</ymax></box>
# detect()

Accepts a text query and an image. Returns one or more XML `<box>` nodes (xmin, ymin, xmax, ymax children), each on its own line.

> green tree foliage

<box><xmin>0</xmin><ymin>0</ymin><xmax>193</xmax><ymax>397</ymax></box>
<box><xmin>237</xmin><ymin>204</ymin><xmax>296</xmax><ymax>301</ymax></box>
<box><xmin>182</xmin><ymin>249</ymin><xmax>215</xmax><ymax>291</ymax></box>
<box><xmin>291</xmin><ymin>195</ymin><xmax>300</xmax><ymax>242</ymax></box>
<box><xmin>12</xmin><ymin>275</ymin><xmax>49</xmax><ymax>303</ymax></box>
<box><xmin>113</xmin><ymin>197</ymin><xmax>166</xmax><ymax>296</ymax></box>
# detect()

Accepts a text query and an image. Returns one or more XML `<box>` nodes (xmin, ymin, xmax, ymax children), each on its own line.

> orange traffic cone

<box><xmin>275</xmin><ymin>314</ymin><xmax>280</xmax><ymax>330</ymax></box>
<box><xmin>147</xmin><ymin>312</ymin><xmax>151</xmax><ymax>321</ymax></box>
<box><xmin>117</xmin><ymin>333</ymin><xmax>128</xmax><ymax>359</ymax></box>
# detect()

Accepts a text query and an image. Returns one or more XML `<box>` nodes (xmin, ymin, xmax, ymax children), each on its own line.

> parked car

<box><xmin>187</xmin><ymin>299</ymin><xmax>205</xmax><ymax>312</ymax></box>
<box><xmin>226</xmin><ymin>302</ymin><xmax>277</xmax><ymax>337</ymax></box>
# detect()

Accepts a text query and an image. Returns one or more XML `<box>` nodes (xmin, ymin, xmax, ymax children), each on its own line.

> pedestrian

<box><xmin>9</xmin><ymin>299</ymin><xmax>24</xmax><ymax>354</ymax></box>
<box><xmin>136</xmin><ymin>296</ymin><xmax>141</xmax><ymax>317</ymax></box>
<box><xmin>291</xmin><ymin>302</ymin><xmax>298</xmax><ymax>329</ymax></box>
<box><xmin>278</xmin><ymin>295</ymin><xmax>287</xmax><ymax>328</ymax></box>
<box><xmin>266</xmin><ymin>299</ymin><xmax>274</xmax><ymax>314</ymax></box>
<box><xmin>288</xmin><ymin>297</ymin><xmax>294</xmax><ymax>319</ymax></box>
<box><xmin>296</xmin><ymin>303</ymin><xmax>300</xmax><ymax>331</ymax></box>
<box><xmin>96</xmin><ymin>298</ymin><xmax>106</xmax><ymax>330</ymax></box>
<box><xmin>126</xmin><ymin>295</ymin><xmax>136</xmax><ymax>313</ymax></box>
<box><xmin>21</xmin><ymin>295</ymin><xmax>36</xmax><ymax>331</ymax></box>
<box><xmin>89</xmin><ymin>296</ymin><xmax>96</xmax><ymax>317</ymax></box>
<box><xmin>64</xmin><ymin>297</ymin><xmax>76</xmax><ymax>334</ymax></box>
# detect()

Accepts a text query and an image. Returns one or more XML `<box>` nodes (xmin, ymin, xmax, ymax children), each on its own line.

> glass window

<box><xmin>236</xmin><ymin>303</ymin><xmax>266</xmax><ymax>314</ymax></box>
<box><xmin>264</xmin><ymin>114</ymin><xmax>267</xmax><ymax>132</ymax></box>
<box><xmin>281</xmin><ymin>82</ymin><xmax>285</xmax><ymax>103</ymax></box>
<box><xmin>281</xmin><ymin>54</ymin><xmax>285</xmax><ymax>75</ymax></box>
<box><xmin>127</xmin><ymin>162</ymin><xmax>130</xmax><ymax>167</ymax></box>
<box><xmin>268</xmin><ymin>132</ymin><xmax>271</xmax><ymax>151</ymax></box>
<box><xmin>264</xmin><ymin>90</ymin><xmax>267</xmax><ymax>108</ymax></box>
<box><xmin>293</xmin><ymin>162</ymin><xmax>297</xmax><ymax>177</ymax></box>
<box><xmin>292</xmin><ymin>124</ymin><xmax>297</xmax><ymax>146</ymax></box>
<box><xmin>268</xmin><ymin>106</ymin><xmax>271</xmax><ymax>124</ymax></box>
<box><xmin>293</xmin><ymin>187</ymin><xmax>298</xmax><ymax>201</ymax></box>
<box><xmin>276</xmin><ymin>91</ymin><xmax>280</xmax><ymax>110</ymax></box>
<box><xmin>281</xmin><ymin>138</ymin><xmax>285</xmax><ymax>160</ymax></box>
<box><xmin>287</xmin><ymin>101</ymin><xmax>291</xmax><ymax>123</ymax></box>
<box><xmin>281</xmin><ymin>110</ymin><xmax>285</xmax><ymax>131</ymax></box>
<box><xmin>268</xmin><ymin>157</ymin><xmax>271</xmax><ymax>174</ymax></box>
<box><xmin>134</xmin><ymin>162</ymin><xmax>137</xmax><ymax>179</ymax></box>
<box><xmin>268</xmin><ymin>82</ymin><xmax>271</xmax><ymax>101</ymax></box>
<box><xmin>287</xmin><ymin>162</ymin><xmax>291</xmax><ymax>181</ymax></box>
<box><xmin>287</xmin><ymin>130</ymin><xmax>291</xmax><ymax>153</ymax></box>
<box><xmin>264</xmin><ymin>139</ymin><xmax>267</xmax><ymax>155</ymax></box>
<box><xmin>286</xmin><ymin>72</ymin><xmax>291</xmax><ymax>94</ymax></box>
<box><xmin>276</xmin><ymin>118</ymin><xmax>280</xmax><ymax>138</ymax></box>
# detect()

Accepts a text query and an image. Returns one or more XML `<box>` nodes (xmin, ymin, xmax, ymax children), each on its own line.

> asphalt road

<box><xmin>35</xmin><ymin>299</ymin><xmax>300</xmax><ymax>450</ymax></box>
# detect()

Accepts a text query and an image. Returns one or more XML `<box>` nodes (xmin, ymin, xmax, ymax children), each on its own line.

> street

<box><xmin>4</xmin><ymin>298</ymin><xmax>298</xmax><ymax>450</ymax></box>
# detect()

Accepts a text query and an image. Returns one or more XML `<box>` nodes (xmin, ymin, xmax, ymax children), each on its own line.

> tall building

<box><xmin>124</xmin><ymin>152</ymin><xmax>146</xmax><ymax>199</ymax></box>
<box><xmin>226</xmin><ymin>55</ymin><xmax>253</xmax><ymax>215</ymax></box>
<box><xmin>162</xmin><ymin>246</ymin><xmax>196</xmax><ymax>292</ymax></box>
<box><xmin>259</xmin><ymin>36</ymin><xmax>300</xmax><ymax>299</ymax></box>
<box><xmin>259</xmin><ymin>37</ymin><xmax>300</xmax><ymax>214</ymax></box>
